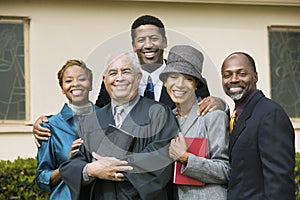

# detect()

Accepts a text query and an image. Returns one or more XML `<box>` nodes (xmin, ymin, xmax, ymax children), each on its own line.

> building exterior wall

<box><xmin>0</xmin><ymin>0</ymin><xmax>299</xmax><ymax>160</ymax></box>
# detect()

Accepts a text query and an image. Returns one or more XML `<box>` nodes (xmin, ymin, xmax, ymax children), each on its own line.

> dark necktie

<box><xmin>144</xmin><ymin>76</ymin><xmax>155</xmax><ymax>100</ymax></box>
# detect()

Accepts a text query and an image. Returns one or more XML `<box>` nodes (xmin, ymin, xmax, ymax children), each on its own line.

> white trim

<box><xmin>117</xmin><ymin>0</ymin><xmax>300</xmax><ymax>6</ymax></box>
<box><xmin>0</xmin><ymin>124</ymin><xmax>32</xmax><ymax>133</ymax></box>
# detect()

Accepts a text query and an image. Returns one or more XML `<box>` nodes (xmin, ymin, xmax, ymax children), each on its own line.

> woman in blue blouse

<box><xmin>36</xmin><ymin>59</ymin><xmax>97</xmax><ymax>199</ymax></box>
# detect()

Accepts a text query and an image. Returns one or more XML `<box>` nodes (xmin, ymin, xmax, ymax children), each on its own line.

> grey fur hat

<box><xmin>159</xmin><ymin>45</ymin><xmax>206</xmax><ymax>87</ymax></box>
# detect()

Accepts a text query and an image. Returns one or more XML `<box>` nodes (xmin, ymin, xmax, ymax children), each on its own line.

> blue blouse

<box><xmin>36</xmin><ymin>103</ymin><xmax>96</xmax><ymax>200</ymax></box>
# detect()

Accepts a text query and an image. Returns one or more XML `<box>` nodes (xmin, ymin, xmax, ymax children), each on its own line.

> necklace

<box><xmin>177</xmin><ymin>116</ymin><xmax>187</xmax><ymax>127</ymax></box>
<box><xmin>176</xmin><ymin>111</ymin><xmax>188</xmax><ymax>119</ymax></box>
<box><xmin>176</xmin><ymin>111</ymin><xmax>188</xmax><ymax>127</ymax></box>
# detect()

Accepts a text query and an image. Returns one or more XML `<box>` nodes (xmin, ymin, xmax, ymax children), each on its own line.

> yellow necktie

<box><xmin>229</xmin><ymin>109</ymin><xmax>237</xmax><ymax>134</ymax></box>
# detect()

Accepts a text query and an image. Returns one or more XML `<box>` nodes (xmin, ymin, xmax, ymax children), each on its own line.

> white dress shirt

<box><xmin>138</xmin><ymin>62</ymin><xmax>166</xmax><ymax>102</ymax></box>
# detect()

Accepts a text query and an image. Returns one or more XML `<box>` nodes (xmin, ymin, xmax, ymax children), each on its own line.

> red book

<box><xmin>173</xmin><ymin>137</ymin><xmax>208</xmax><ymax>186</ymax></box>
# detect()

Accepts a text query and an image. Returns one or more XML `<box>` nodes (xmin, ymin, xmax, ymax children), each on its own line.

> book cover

<box><xmin>173</xmin><ymin>137</ymin><xmax>208</xmax><ymax>186</ymax></box>
<box><xmin>96</xmin><ymin>124</ymin><xmax>136</xmax><ymax>159</ymax></box>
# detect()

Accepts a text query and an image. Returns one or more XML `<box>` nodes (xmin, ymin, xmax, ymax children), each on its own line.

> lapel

<box><xmin>78</xmin><ymin>104</ymin><xmax>113</xmax><ymax>153</ymax></box>
<box><xmin>60</xmin><ymin>103</ymin><xmax>74</xmax><ymax>121</ymax></box>
<box><xmin>94</xmin><ymin>103</ymin><xmax>135</xmax><ymax>157</ymax></box>
<box><xmin>229</xmin><ymin>91</ymin><xmax>265</xmax><ymax>154</ymax></box>
<box><xmin>96</xmin><ymin>98</ymin><xmax>146</xmax><ymax>133</ymax></box>
<box><xmin>179</xmin><ymin>102</ymin><xmax>200</xmax><ymax>135</ymax></box>
<box><xmin>96</xmin><ymin>103</ymin><xmax>115</xmax><ymax>129</ymax></box>
<box><xmin>120</xmin><ymin>97</ymin><xmax>149</xmax><ymax>135</ymax></box>
<box><xmin>121</xmin><ymin>99</ymin><xmax>139</xmax><ymax>130</ymax></box>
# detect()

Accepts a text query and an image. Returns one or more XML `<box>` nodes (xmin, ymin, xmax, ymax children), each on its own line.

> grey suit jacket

<box><xmin>175</xmin><ymin>100</ymin><xmax>230</xmax><ymax>200</ymax></box>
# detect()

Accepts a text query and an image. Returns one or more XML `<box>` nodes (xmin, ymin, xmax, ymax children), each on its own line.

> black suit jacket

<box><xmin>228</xmin><ymin>91</ymin><xmax>295</xmax><ymax>200</ymax></box>
<box><xmin>95</xmin><ymin>81</ymin><xmax>210</xmax><ymax>109</ymax></box>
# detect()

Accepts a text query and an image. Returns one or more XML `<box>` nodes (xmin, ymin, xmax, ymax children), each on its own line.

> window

<box><xmin>268</xmin><ymin>26</ymin><xmax>300</xmax><ymax>119</ymax></box>
<box><xmin>0</xmin><ymin>16</ymin><xmax>30</xmax><ymax>122</ymax></box>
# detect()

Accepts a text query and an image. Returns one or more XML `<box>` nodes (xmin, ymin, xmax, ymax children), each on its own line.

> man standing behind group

<box><xmin>222</xmin><ymin>52</ymin><xmax>295</xmax><ymax>199</ymax></box>
<box><xmin>96</xmin><ymin>14</ymin><xmax>213</xmax><ymax>109</ymax></box>
<box><xmin>59</xmin><ymin>51</ymin><xmax>179</xmax><ymax>199</ymax></box>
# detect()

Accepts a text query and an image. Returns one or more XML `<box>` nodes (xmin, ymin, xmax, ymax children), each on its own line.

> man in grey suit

<box><xmin>60</xmin><ymin>51</ymin><xmax>179</xmax><ymax>200</ymax></box>
<box><xmin>222</xmin><ymin>52</ymin><xmax>295</xmax><ymax>199</ymax></box>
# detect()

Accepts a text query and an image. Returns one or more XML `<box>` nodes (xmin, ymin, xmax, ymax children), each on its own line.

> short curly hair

<box><xmin>57</xmin><ymin>59</ymin><xmax>93</xmax><ymax>88</ymax></box>
<box><xmin>131</xmin><ymin>15</ymin><xmax>166</xmax><ymax>41</ymax></box>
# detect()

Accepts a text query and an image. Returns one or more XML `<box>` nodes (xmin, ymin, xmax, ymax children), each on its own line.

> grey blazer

<box><xmin>175</xmin><ymin>100</ymin><xmax>230</xmax><ymax>200</ymax></box>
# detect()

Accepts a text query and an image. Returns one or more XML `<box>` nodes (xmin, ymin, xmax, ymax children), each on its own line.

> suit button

<box><xmin>128</xmin><ymin>157</ymin><xmax>134</xmax><ymax>163</ymax></box>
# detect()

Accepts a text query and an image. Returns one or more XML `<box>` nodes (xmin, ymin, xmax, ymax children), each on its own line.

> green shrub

<box><xmin>0</xmin><ymin>157</ymin><xmax>49</xmax><ymax>200</ymax></box>
<box><xmin>296</xmin><ymin>152</ymin><xmax>300</xmax><ymax>200</ymax></box>
<box><xmin>0</xmin><ymin>155</ymin><xmax>300</xmax><ymax>199</ymax></box>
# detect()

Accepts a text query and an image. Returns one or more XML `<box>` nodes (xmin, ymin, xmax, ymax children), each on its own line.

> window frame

<box><xmin>0</xmin><ymin>16</ymin><xmax>30</xmax><ymax>124</ymax></box>
<box><xmin>268</xmin><ymin>25</ymin><xmax>300</xmax><ymax>123</ymax></box>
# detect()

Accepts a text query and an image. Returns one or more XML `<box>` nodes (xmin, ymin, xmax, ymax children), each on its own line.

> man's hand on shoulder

<box><xmin>33</xmin><ymin>116</ymin><xmax>51</xmax><ymax>147</ymax></box>
<box><xmin>197</xmin><ymin>96</ymin><xmax>227</xmax><ymax>116</ymax></box>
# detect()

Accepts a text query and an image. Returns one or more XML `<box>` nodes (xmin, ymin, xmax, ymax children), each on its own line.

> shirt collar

<box><xmin>235</xmin><ymin>89</ymin><xmax>259</xmax><ymax>118</ymax></box>
<box><xmin>141</xmin><ymin>61</ymin><xmax>166</xmax><ymax>86</ymax></box>
<box><xmin>111</xmin><ymin>95</ymin><xmax>140</xmax><ymax>117</ymax></box>
<box><xmin>61</xmin><ymin>103</ymin><xmax>74</xmax><ymax>121</ymax></box>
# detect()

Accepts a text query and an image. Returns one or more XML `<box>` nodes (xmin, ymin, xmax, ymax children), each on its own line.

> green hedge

<box><xmin>0</xmin><ymin>157</ymin><xmax>49</xmax><ymax>200</ymax></box>
<box><xmin>0</xmin><ymin>154</ymin><xmax>300</xmax><ymax>199</ymax></box>
<box><xmin>296</xmin><ymin>152</ymin><xmax>300</xmax><ymax>200</ymax></box>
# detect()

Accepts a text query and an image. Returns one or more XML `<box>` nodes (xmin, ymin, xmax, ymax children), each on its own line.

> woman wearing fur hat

<box><xmin>160</xmin><ymin>45</ymin><xmax>230</xmax><ymax>200</ymax></box>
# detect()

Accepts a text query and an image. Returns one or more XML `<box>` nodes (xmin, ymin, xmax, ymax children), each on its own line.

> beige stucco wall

<box><xmin>0</xmin><ymin>0</ymin><xmax>299</xmax><ymax>160</ymax></box>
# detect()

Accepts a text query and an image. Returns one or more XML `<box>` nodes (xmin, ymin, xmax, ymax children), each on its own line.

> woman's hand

<box><xmin>169</xmin><ymin>133</ymin><xmax>189</xmax><ymax>164</ymax></box>
<box><xmin>68</xmin><ymin>138</ymin><xmax>84</xmax><ymax>159</ymax></box>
